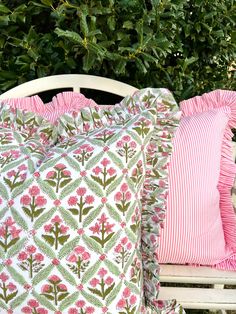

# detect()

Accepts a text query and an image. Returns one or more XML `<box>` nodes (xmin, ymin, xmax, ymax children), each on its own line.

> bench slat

<box><xmin>159</xmin><ymin>287</ymin><xmax>236</xmax><ymax>310</ymax></box>
<box><xmin>160</xmin><ymin>264</ymin><xmax>236</xmax><ymax>284</ymax></box>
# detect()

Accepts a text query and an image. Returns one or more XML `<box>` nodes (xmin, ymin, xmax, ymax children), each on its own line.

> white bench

<box><xmin>1</xmin><ymin>74</ymin><xmax>236</xmax><ymax>312</ymax></box>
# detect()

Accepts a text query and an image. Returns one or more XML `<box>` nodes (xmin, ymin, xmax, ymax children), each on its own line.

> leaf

<box><xmin>58</xmin><ymin>235</ymin><xmax>70</xmax><ymax>245</ymax></box>
<box><xmin>81</xmin><ymin>260</ymin><xmax>101</xmax><ymax>284</ymax></box>
<box><xmin>88</xmin><ymin>287</ymin><xmax>103</xmax><ymax>298</ymax></box>
<box><xmin>90</xmin><ymin>175</ymin><xmax>104</xmax><ymax>187</ymax></box>
<box><xmin>84</xmin><ymin>177</ymin><xmax>104</xmax><ymax>197</ymax></box>
<box><xmin>59</xmin><ymin>207</ymin><xmax>79</xmax><ymax>230</ymax></box>
<box><xmin>90</xmin><ymin>236</ymin><xmax>103</xmax><ymax>245</ymax></box>
<box><xmin>59</xmin><ymin>178</ymin><xmax>72</xmax><ymax>188</ymax></box>
<box><xmin>12</xmin><ymin>177</ymin><xmax>34</xmax><ymax>198</ymax></box>
<box><xmin>59</xmin><ymin>292</ymin><xmax>79</xmax><ymax>311</ymax></box>
<box><xmin>42</xmin><ymin>234</ymin><xmax>55</xmax><ymax>246</ymax></box>
<box><xmin>34</xmin><ymin>207</ymin><xmax>45</xmax><ymax>218</ymax></box>
<box><xmin>34</xmin><ymin>236</ymin><xmax>56</xmax><ymax>259</ymax></box>
<box><xmin>7</xmin><ymin>266</ymin><xmax>26</xmax><ymax>285</ymax></box>
<box><xmin>57</xmin><ymin>292</ymin><xmax>69</xmax><ymax>301</ymax></box>
<box><xmin>85</xmin><ymin>151</ymin><xmax>104</xmax><ymax>170</ymax></box>
<box><xmin>0</xmin><ymin>4</ymin><xmax>11</xmax><ymax>13</ymax></box>
<box><xmin>106</xmin><ymin>281</ymin><xmax>122</xmax><ymax>306</ymax></box>
<box><xmin>32</xmin><ymin>264</ymin><xmax>54</xmax><ymax>285</ymax></box>
<box><xmin>10</xmin><ymin>292</ymin><xmax>28</xmax><ymax>309</ymax></box>
<box><xmin>104</xmin><ymin>282</ymin><xmax>115</xmax><ymax>298</ymax></box>
<box><xmin>34</xmin><ymin>207</ymin><xmax>57</xmax><ymax>230</ymax></box>
<box><xmin>32</xmin><ymin>291</ymin><xmax>57</xmax><ymax>311</ymax></box>
<box><xmin>40</xmin><ymin>0</ymin><xmax>52</xmax><ymax>6</ymax></box>
<box><xmin>45</xmin><ymin>179</ymin><xmax>56</xmax><ymax>187</ymax></box>
<box><xmin>104</xmin><ymin>229</ymin><xmax>121</xmax><ymax>253</ymax></box>
<box><xmin>57</xmin><ymin>264</ymin><xmax>77</xmax><ymax>286</ymax></box>
<box><xmin>0</xmin><ymin>182</ymin><xmax>9</xmax><ymax>199</ymax></box>
<box><xmin>104</xmin><ymin>175</ymin><xmax>116</xmax><ymax>188</ymax></box>
<box><xmin>58</xmin><ymin>236</ymin><xmax>80</xmax><ymax>259</ymax></box>
<box><xmin>41</xmin><ymin>294</ymin><xmax>54</xmax><ymax>301</ymax></box>
<box><xmin>124</xmin><ymin>280</ymin><xmax>140</xmax><ymax>295</ymax></box>
<box><xmin>38</xmin><ymin>178</ymin><xmax>57</xmax><ymax>200</ymax></box>
<box><xmin>106</xmin><ymin>204</ymin><xmax>122</xmax><ymax>222</ymax></box>
<box><xmin>83</xmin><ymin>206</ymin><xmax>102</xmax><ymax>228</ymax></box>
<box><xmin>82</xmin><ymin>206</ymin><xmax>93</xmax><ymax>215</ymax></box>
<box><xmin>82</xmin><ymin>234</ymin><xmax>103</xmax><ymax>255</ymax></box>
<box><xmin>6</xmin><ymin>291</ymin><xmax>17</xmax><ymax>302</ymax></box>
<box><xmin>60</xmin><ymin>178</ymin><xmax>82</xmax><ymax>199</ymax></box>
<box><xmin>107</xmin><ymin>151</ymin><xmax>124</xmax><ymax>169</ymax></box>
<box><xmin>104</xmin><ymin>259</ymin><xmax>120</xmax><ymax>276</ymax></box>
<box><xmin>11</xmin><ymin>207</ymin><xmax>28</xmax><ymax>230</ymax></box>
<box><xmin>106</xmin><ymin>175</ymin><xmax>123</xmax><ymax>195</ymax></box>
<box><xmin>68</xmin><ymin>207</ymin><xmax>79</xmax><ymax>215</ymax></box>
<box><xmin>7</xmin><ymin>237</ymin><xmax>27</xmax><ymax>258</ymax></box>
<box><xmin>81</xmin><ymin>289</ymin><xmax>103</xmax><ymax>307</ymax></box>
<box><xmin>55</xmin><ymin>28</ymin><xmax>83</xmax><ymax>44</ymax></box>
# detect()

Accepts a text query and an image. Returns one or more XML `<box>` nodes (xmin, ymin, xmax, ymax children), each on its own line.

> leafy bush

<box><xmin>0</xmin><ymin>0</ymin><xmax>235</xmax><ymax>101</ymax></box>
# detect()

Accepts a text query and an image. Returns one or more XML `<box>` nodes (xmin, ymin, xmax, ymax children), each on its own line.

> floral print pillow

<box><xmin>0</xmin><ymin>89</ymin><xmax>182</xmax><ymax>313</ymax></box>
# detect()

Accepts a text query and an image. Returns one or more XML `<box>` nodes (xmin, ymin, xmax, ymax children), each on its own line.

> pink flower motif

<box><xmin>4</xmin><ymin>259</ymin><xmax>12</xmax><ymax>266</ymax></box>
<box><xmin>10</xmin><ymin>226</ymin><xmax>21</xmax><ymax>238</ymax></box>
<box><xmin>89</xmin><ymin>278</ymin><xmax>100</xmax><ymax>287</ymax></box>
<box><xmin>29</xmin><ymin>186</ymin><xmax>40</xmax><ymax>196</ymax></box>
<box><xmin>82</xmin><ymin>252</ymin><xmax>90</xmax><ymax>261</ymax></box>
<box><xmin>68</xmin><ymin>309</ymin><xmax>78</xmax><ymax>314</ymax></box>
<box><xmin>85</xmin><ymin>195</ymin><xmax>94</xmax><ymax>204</ymax></box>
<box><xmin>67</xmin><ymin>254</ymin><xmax>77</xmax><ymax>263</ymax></box>
<box><xmin>68</xmin><ymin>196</ymin><xmax>78</xmax><ymax>206</ymax></box>
<box><xmin>101</xmin><ymin>197</ymin><xmax>107</xmax><ymax>204</ymax></box>
<box><xmin>98</xmin><ymin>268</ymin><xmax>107</xmax><ymax>278</ymax></box>
<box><xmin>121</xmin><ymin>183</ymin><xmax>128</xmax><ymax>193</ymax></box>
<box><xmin>99</xmin><ymin>254</ymin><xmax>106</xmax><ymax>261</ymax></box>
<box><xmin>20</xmin><ymin>195</ymin><xmax>31</xmax><ymax>206</ymax></box>
<box><xmin>0</xmin><ymin>197</ymin><xmax>2</xmax><ymax>205</ymax></box>
<box><xmin>4</xmin><ymin>217</ymin><xmax>15</xmax><ymax>227</ymax></box>
<box><xmin>89</xmin><ymin>223</ymin><xmax>100</xmax><ymax>234</ymax></box>
<box><xmin>8</xmin><ymin>200</ymin><xmax>14</xmax><ymax>207</ymax></box>
<box><xmin>63</xmin><ymin>170</ymin><xmax>71</xmax><ymax>176</ymax></box>
<box><xmin>122</xmin><ymin>135</ymin><xmax>131</xmax><ymax>142</ymax></box>
<box><xmin>55</xmin><ymin>163</ymin><xmax>66</xmax><ymax>170</ymax></box>
<box><xmin>37</xmin><ymin>309</ymin><xmax>48</xmax><ymax>314</ymax></box>
<box><xmin>54</xmin><ymin>199</ymin><xmax>61</xmax><ymax>207</ymax></box>
<box><xmin>48</xmin><ymin>275</ymin><xmax>61</xmax><ymax>283</ymax></box>
<box><xmin>104</xmin><ymin>276</ymin><xmax>114</xmax><ymax>285</ymax></box>
<box><xmin>7</xmin><ymin>282</ymin><xmax>17</xmax><ymax>291</ymax></box>
<box><xmin>77</xmin><ymin>284</ymin><xmax>84</xmax><ymax>291</ymax></box>
<box><xmin>92</xmin><ymin>166</ymin><xmax>102</xmax><ymax>175</ymax></box>
<box><xmin>28</xmin><ymin>299</ymin><xmax>39</xmax><ymax>308</ymax></box>
<box><xmin>74</xmin><ymin>246</ymin><xmax>85</xmax><ymax>254</ymax></box>
<box><xmin>125</xmin><ymin>191</ymin><xmax>131</xmax><ymax>201</ymax></box>
<box><xmin>127</xmin><ymin>242</ymin><xmax>132</xmax><ymax>250</ymax></box>
<box><xmin>102</xmin><ymin>307</ymin><xmax>108</xmax><ymax>313</ymax></box>
<box><xmin>114</xmin><ymin>192</ymin><xmax>122</xmax><ymax>202</ymax></box>
<box><xmin>120</xmin><ymin>221</ymin><xmax>126</xmax><ymax>228</ymax></box>
<box><xmin>121</xmin><ymin>237</ymin><xmax>128</xmax><ymax>245</ymax></box>
<box><xmin>46</xmin><ymin>171</ymin><xmax>55</xmax><ymax>179</ymax></box>
<box><xmin>51</xmin><ymin>215</ymin><xmax>62</xmax><ymax>224</ymax></box>
<box><xmin>103</xmin><ymin>146</ymin><xmax>109</xmax><ymax>152</ymax></box>
<box><xmin>107</xmin><ymin>167</ymin><xmax>116</xmax><ymax>176</ymax></box>
<box><xmin>122</xmin><ymin>168</ymin><xmax>128</xmax><ymax>174</ymax></box>
<box><xmin>76</xmin><ymin>300</ymin><xmax>85</xmax><ymax>308</ymax></box>
<box><xmin>41</xmin><ymin>284</ymin><xmax>51</xmax><ymax>293</ymax></box>
<box><xmin>21</xmin><ymin>306</ymin><xmax>32</xmax><ymax>314</ymax></box>
<box><xmin>129</xmin><ymin>294</ymin><xmax>137</xmax><ymax>305</ymax></box>
<box><xmin>77</xmin><ymin>228</ymin><xmax>84</xmax><ymax>235</ymax></box>
<box><xmin>80</xmin><ymin>171</ymin><xmax>87</xmax><ymax>177</ymax></box>
<box><xmin>86</xmin><ymin>307</ymin><xmax>95</xmax><ymax>314</ymax></box>
<box><xmin>76</xmin><ymin>187</ymin><xmax>86</xmax><ymax>197</ymax></box>
<box><xmin>35</xmin><ymin>196</ymin><xmax>47</xmax><ymax>207</ymax></box>
<box><xmin>7</xmin><ymin>170</ymin><xmax>16</xmax><ymax>178</ymax></box>
<box><xmin>18</xmin><ymin>252</ymin><xmax>28</xmax><ymax>261</ymax></box>
<box><xmin>34</xmin><ymin>253</ymin><xmax>44</xmax><ymax>262</ymax></box>
<box><xmin>130</xmin><ymin>141</ymin><xmax>137</xmax><ymax>148</ymax></box>
<box><xmin>33</xmin><ymin>171</ymin><xmax>40</xmax><ymax>178</ymax></box>
<box><xmin>116</xmin><ymin>140</ymin><xmax>124</xmax><ymax>148</ymax></box>
<box><xmin>101</xmin><ymin>158</ymin><xmax>110</xmax><ymax>167</ymax></box>
<box><xmin>26</xmin><ymin>245</ymin><xmax>37</xmax><ymax>254</ymax></box>
<box><xmin>114</xmin><ymin>244</ymin><xmax>122</xmax><ymax>253</ymax></box>
<box><xmin>123</xmin><ymin>287</ymin><xmax>131</xmax><ymax>298</ymax></box>
<box><xmin>20</xmin><ymin>173</ymin><xmax>27</xmax><ymax>181</ymax></box>
<box><xmin>60</xmin><ymin>225</ymin><xmax>69</xmax><ymax>234</ymax></box>
<box><xmin>52</xmin><ymin>258</ymin><xmax>60</xmax><ymax>265</ymax></box>
<box><xmin>44</xmin><ymin>224</ymin><xmax>52</xmax><ymax>232</ymax></box>
<box><xmin>117</xmin><ymin>298</ymin><xmax>126</xmax><ymax>309</ymax></box>
<box><xmin>98</xmin><ymin>213</ymin><xmax>108</xmax><ymax>224</ymax></box>
<box><xmin>58</xmin><ymin>283</ymin><xmax>67</xmax><ymax>291</ymax></box>
<box><xmin>24</xmin><ymin>283</ymin><xmax>32</xmax><ymax>290</ymax></box>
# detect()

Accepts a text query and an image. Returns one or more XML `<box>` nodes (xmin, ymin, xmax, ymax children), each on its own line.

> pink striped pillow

<box><xmin>159</xmin><ymin>101</ymin><xmax>236</xmax><ymax>270</ymax></box>
<box><xmin>1</xmin><ymin>92</ymin><xmax>97</xmax><ymax>123</ymax></box>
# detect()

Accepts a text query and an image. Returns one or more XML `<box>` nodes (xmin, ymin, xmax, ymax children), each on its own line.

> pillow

<box><xmin>2</xmin><ymin>92</ymin><xmax>97</xmax><ymax>124</ymax></box>
<box><xmin>0</xmin><ymin>88</ymin><xmax>181</xmax><ymax>313</ymax></box>
<box><xmin>159</xmin><ymin>90</ymin><xmax>236</xmax><ymax>270</ymax></box>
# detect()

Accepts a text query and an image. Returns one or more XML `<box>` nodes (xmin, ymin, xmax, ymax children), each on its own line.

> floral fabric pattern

<box><xmin>0</xmin><ymin>89</ymin><xmax>183</xmax><ymax>313</ymax></box>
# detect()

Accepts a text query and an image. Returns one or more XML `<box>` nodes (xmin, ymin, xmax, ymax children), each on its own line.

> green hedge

<box><xmin>0</xmin><ymin>0</ymin><xmax>235</xmax><ymax>101</ymax></box>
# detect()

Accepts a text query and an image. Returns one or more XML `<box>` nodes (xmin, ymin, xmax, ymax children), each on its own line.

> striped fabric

<box><xmin>2</xmin><ymin>92</ymin><xmax>97</xmax><ymax>123</ymax></box>
<box><xmin>159</xmin><ymin>91</ymin><xmax>236</xmax><ymax>270</ymax></box>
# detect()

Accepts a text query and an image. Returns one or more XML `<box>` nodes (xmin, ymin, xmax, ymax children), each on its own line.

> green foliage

<box><xmin>0</xmin><ymin>0</ymin><xmax>235</xmax><ymax>101</ymax></box>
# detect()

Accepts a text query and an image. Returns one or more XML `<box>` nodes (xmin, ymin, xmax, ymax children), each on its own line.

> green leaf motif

<box><xmin>34</xmin><ymin>236</ymin><xmax>56</xmax><ymax>259</ymax></box>
<box><xmin>106</xmin><ymin>281</ymin><xmax>122</xmax><ymax>306</ymax></box>
<box><xmin>59</xmin><ymin>292</ymin><xmax>79</xmax><ymax>311</ymax></box>
<box><xmin>60</xmin><ymin>178</ymin><xmax>82</xmax><ymax>199</ymax></box>
<box><xmin>58</xmin><ymin>234</ymin><xmax>70</xmax><ymax>245</ymax></box>
<box><xmin>38</xmin><ymin>178</ymin><xmax>57</xmax><ymax>200</ymax></box>
<box><xmin>59</xmin><ymin>178</ymin><xmax>72</xmax><ymax>188</ymax></box>
<box><xmin>11</xmin><ymin>207</ymin><xmax>28</xmax><ymax>231</ymax></box>
<box><xmin>59</xmin><ymin>207</ymin><xmax>78</xmax><ymax>230</ymax></box>
<box><xmin>58</xmin><ymin>236</ymin><xmax>80</xmax><ymax>259</ymax></box>
<box><xmin>42</xmin><ymin>234</ymin><xmax>55</xmax><ymax>246</ymax></box>
<box><xmin>7</xmin><ymin>237</ymin><xmax>27</xmax><ymax>258</ymax></box>
<box><xmin>106</xmin><ymin>204</ymin><xmax>121</xmax><ymax>223</ymax></box>
<box><xmin>83</xmin><ymin>206</ymin><xmax>102</xmax><ymax>228</ymax></box>
<box><xmin>106</xmin><ymin>175</ymin><xmax>123</xmax><ymax>195</ymax></box>
<box><xmin>81</xmin><ymin>289</ymin><xmax>103</xmax><ymax>307</ymax></box>
<box><xmin>7</xmin><ymin>266</ymin><xmax>26</xmax><ymax>286</ymax></box>
<box><xmin>82</xmin><ymin>235</ymin><xmax>103</xmax><ymax>255</ymax></box>
<box><xmin>104</xmin><ymin>230</ymin><xmax>121</xmax><ymax>254</ymax></box>
<box><xmin>10</xmin><ymin>292</ymin><xmax>28</xmax><ymax>309</ymax></box>
<box><xmin>12</xmin><ymin>177</ymin><xmax>34</xmax><ymax>198</ymax></box>
<box><xmin>32</xmin><ymin>291</ymin><xmax>57</xmax><ymax>311</ymax></box>
<box><xmin>57</xmin><ymin>264</ymin><xmax>77</xmax><ymax>286</ymax></box>
<box><xmin>32</xmin><ymin>264</ymin><xmax>54</xmax><ymax>286</ymax></box>
<box><xmin>84</xmin><ymin>177</ymin><xmax>104</xmax><ymax>197</ymax></box>
<box><xmin>34</xmin><ymin>207</ymin><xmax>57</xmax><ymax>230</ymax></box>
<box><xmin>104</xmin><ymin>259</ymin><xmax>120</xmax><ymax>276</ymax></box>
<box><xmin>81</xmin><ymin>260</ymin><xmax>101</xmax><ymax>284</ymax></box>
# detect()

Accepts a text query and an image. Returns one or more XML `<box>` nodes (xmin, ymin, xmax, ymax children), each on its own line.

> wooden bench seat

<box><xmin>159</xmin><ymin>264</ymin><xmax>236</xmax><ymax>310</ymax></box>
